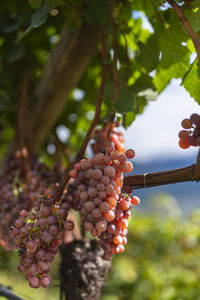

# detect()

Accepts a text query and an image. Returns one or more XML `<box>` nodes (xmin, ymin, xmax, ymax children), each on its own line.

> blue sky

<box><xmin>124</xmin><ymin>79</ymin><xmax>200</xmax><ymax>163</ymax></box>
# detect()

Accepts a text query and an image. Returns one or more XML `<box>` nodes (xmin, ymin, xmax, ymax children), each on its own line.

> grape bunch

<box><xmin>91</xmin><ymin>122</ymin><xmax>125</xmax><ymax>154</ymax></box>
<box><xmin>68</xmin><ymin>146</ymin><xmax>139</xmax><ymax>260</ymax></box>
<box><xmin>178</xmin><ymin>113</ymin><xmax>200</xmax><ymax>149</ymax></box>
<box><xmin>9</xmin><ymin>188</ymin><xmax>74</xmax><ymax>288</ymax></box>
<box><xmin>0</xmin><ymin>152</ymin><xmax>31</xmax><ymax>250</ymax></box>
<box><xmin>0</xmin><ymin>151</ymin><xmax>59</xmax><ymax>251</ymax></box>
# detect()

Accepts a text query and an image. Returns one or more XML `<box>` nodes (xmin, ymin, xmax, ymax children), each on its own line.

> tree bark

<box><xmin>30</xmin><ymin>23</ymin><xmax>99</xmax><ymax>151</ymax></box>
<box><xmin>60</xmin><ymin>240</ymin><xmax>111</xmax><ymax>300</ymax></box>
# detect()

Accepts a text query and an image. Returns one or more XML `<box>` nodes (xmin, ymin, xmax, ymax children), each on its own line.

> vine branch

<box><xmin>104</xmin><ymin>19</ymin><xmax>119</xmax><ymax>147</ymax></box>
<box><xmin>167</xmin><ymin>0</ymin><xmax>200</xmax><ymax>66</ymax></box>
<box><xmin>123</xmin><ymin>163</ymin><xmax>200</xmax><ymax>189</ymax></box>
<box><xmin>58</xmin><ymin>26</ymin><xmax>108</xmax><ymax>199</ymax></box>
<box><xmin>112</xmin><ymin>20</ymin><xmax>119</xmax><ymax>102</ymax></box>
<box><xmin>0</xmin><ymin>284</ymin><xmax>25</xmax><ymax>300</ymax></box>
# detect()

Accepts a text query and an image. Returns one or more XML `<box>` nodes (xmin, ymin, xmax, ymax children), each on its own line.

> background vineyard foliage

<box><xmin>2</xmin><ymin>196</ymin><xmax>200</xmax><ymax>299</ymax></box>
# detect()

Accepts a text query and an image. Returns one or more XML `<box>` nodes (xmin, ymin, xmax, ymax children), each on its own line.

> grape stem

<box><xmin>167</xmin><ymin>0</ymin><xmax>200</xmax><ymax>67</ymax></box>
<box><xmin>58</xmin><ymin>25</ymin><xmax>108</xmax><ymax>201</ymax></box>
<box><xmin>0</xmin><ymin>284</ymin><xmax>25</xmax><ymax>300</ymax></box>
<box><xmin>123</xmin><ymin>163</ymin><xmax>200</xmax><ymax>189</ymax></box>
<box><xmin>17</xmin><ymin>77</ymin><xmax>31</xmax><ymax>181</ymax></box>
<box><xmin>104</xmin><ymin>19</ymin><xmax>118</xmax><ymax>148</ymax></box>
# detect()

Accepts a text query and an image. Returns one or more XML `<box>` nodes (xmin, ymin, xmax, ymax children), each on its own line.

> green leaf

<box><xmin>28</xmin><ymin>0</ymin><xmax>42</xmax><ymax>9</ymax></box>
<box><xmin>154</xmin><ymin>62</ymin><xmax>190</xmax><ymax>93</ymax></box>
<box><xmin>103</xmin><ymin>82</ymin><xmax>114</xmax><ymax>108</ymax></box>
<box><xmin>123</xmin><ymin>112</ymin><xmax>136</xmax><ymax>128</ymax></box>
<box><xmin>182</xmin><ymin>61</ymin><xmax>200</xmax><ymax>104</ymax></box>
<box><xmin>16</xmin><ymin>5</ymin><xmax>51</xmax><ymax>43</ymax></box>
<box><xmin>132</xmin><ymin>0</ymin><xmax>154</xmax><ymax>18</ymax></box>
<box><xmin>132</xmin><ymin>74</ymin><xmax>155</xmax><ymax>94</ymax></box>
<box><xmin>185</xmin><ymin>7</ymin><xmax>200</xmax><ymax>32</ymax></box>
<box><xmin>137</xmin><ymin>35</ymin><xmax>160</xmax><ymax>72</ymax></box>
<box><xmin>114</xmin><ymin>85</ymin><xmax>136</xmax><ymax>113</ymax></box>
<box><xmin>106</xmin><ymin>74</ymin><xmax>156</xmax><ymax>114</ymax></box>
<box><xmin>159</xmin><ymin>28</ymin><xmax>189</xmax><ymax>69</ymax></box>
<box><xmin>122</xmin><ymin>97</ymin><xmax>147</xmax><ymax>128</ymax></box>
<box><xmin>31</xmin><ymin>4</ymin><xmax>51</xmax><ymax>28</ymax></box>
<box><xmin>83</xmin><ymin>0</ymin><xmax>108</xmax><ymax>25</ymax></box>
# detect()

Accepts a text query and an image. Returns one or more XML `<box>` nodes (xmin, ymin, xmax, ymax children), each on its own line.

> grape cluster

<box><xmin>178</xmin><ymin>113</ymin><xmax>200</xmax><ymax>149</ymax></box>
<box><xmin>0</xmin><ymin>151</ymin><xmax>59</xmax><ymax>251</ymax></box>
<box><xmin>68</xmin><ymin>146</ymin><xmax>139</xmax><ymax>260</ymax></box>
<box><xmin>9</xmin><ymin>188</ymin><xmax>74</xmax><ymax>288</ymax></box>
<box><xmin>0</xmin><ymin>152</ymin><xmax>31</xmax><ymax>250</ymax></box>
<box><xmin>91</xmin><ymin>122</ymin><xmax>125</xmax><ymax>154</ymax></box>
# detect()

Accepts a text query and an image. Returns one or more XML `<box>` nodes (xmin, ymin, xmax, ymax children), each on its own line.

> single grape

<box><xmin>26</xmin><ymin>240</ymin><xmax>38</xmax><ymax>253</ymax></box>
<box><xmin>41</xmin><ymin>276</ymin><xmax>50</xmax><ymax>288</ymax></box>
<box><xmin>99</xmin><ymin>202</ymin><xmax>110</xmax><ymax>213</ymax></box>
<box><xmin>92</xmin><ymin>169</ymin><xmax>103</xmax><ymax>180</ymax></box>
<box><xmin>85</xmin><ymin>201</ymin><xmax>95</xmax><ymax>212</ymax></box>
<box><xmin>29</xmin><ymin>276</ymin><xmax>40</xmax><ymax>288</ymax></box>
<box><xmin>181</xmin><ymin>118</ymin><xmax>192</xmax><ymax>129</ymax></box>
<box><xmin>104</xmin><ymin>166</ymin><xmax>115</xmax><ymax>178</ymax></box>
<box><xmin>103</xmin><ymin>210</ymin><xmax>115</xmax><ymax>222</ymax></box>
<box><xmin>92</xmin><ymin>208</ymin><xmax>102</xmax><ymax>218</ymax></box>
<box><xmin>179</xmin><ymin>139</ymin><xmax>190</xmax><ymax>149</ymax></box>
<box><xmin>125</xmin><ymin>149</ymin><xmax>135</xmax><ymax>159</ymax></box>
<box><xmin>96</xmin><ymin>220</ymin><xmax>107</xmax><ymax>232</ymax></box>
<box><xmin>131</xmin><ymin>196</ymin><xmax>140</xmax><ymax>205</ymax></box>
<box><xmin>64</xmin><ymin>220</ymin><xmax>74</xmax><ymax>231</ymax></box>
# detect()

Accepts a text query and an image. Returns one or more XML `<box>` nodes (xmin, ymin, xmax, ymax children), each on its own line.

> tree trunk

<box><xmin>60</xmin><ymin>240</ymin><xmax>111</xmax><ymax>300</ymax></box>
<box><xmin>30</xmin><ymin>23</ymin><xmax>99</xmax><ymax>151</ymax></box>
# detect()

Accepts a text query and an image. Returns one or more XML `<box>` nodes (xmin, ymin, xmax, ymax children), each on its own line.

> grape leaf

<box><xmin>105</xmin><ymin>74</ymin><xmax>156</xmax><ymax>114</ymax></box>
<box><xmin>185</xmin><ymin>7</ymin><xmax>200</xmax><ymax>32</ymax></box>
<box><xmin>132</xmin><ymin>74</ymin><xmax>156</xmax><ymax>94</ymax></box>
<box><xmin>182</xmin><ymin>61</ymin><xmax>200</xmax><ymax>104</ymax></box>
<box><xmin>159</xmin><ymin>28</ymin><xmax>189</xmax><ymax>69</ymax></box>
<box><xmin>114</xmin><ymin>85</ymin><xmax>136</xmax><ymax>113</ymax></box>
<box><xmin>132</xmin><ymin>0</ymin><xmax>154</xmax><ymax>18</ymax></box>
<box><xmin>122</xmin><ymin>97</ymin><xmax>147</xmax><ymax>128</ymax></box>
<box><xmin>16</xmin><ymin>5</ymin><xmax>51</xmax><ymax>43</ymax></box>
<box><xmin>137</xmin><ymin>35</ymin><xmax>160</xmax><ymax>72</ymax></box>
<box><xmin>154</xmin><ymin>62</ymin><xmax>190</xmax><ymax>93</ymax></box>
<box><xmin>123</xmin><ymin>112</ymin><xmax>136</xmax><ymax>128</ymax></box>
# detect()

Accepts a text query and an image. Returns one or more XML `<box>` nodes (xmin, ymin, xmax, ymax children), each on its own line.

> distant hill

<box><xmin>130</xmin><ymin>156</ymin><xmax>199</xmax><ymax>214</ymax></box>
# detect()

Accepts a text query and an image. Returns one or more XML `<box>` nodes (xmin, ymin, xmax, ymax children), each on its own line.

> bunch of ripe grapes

<box><xmin>68</xmin><ymin>146</ymin><xmax>139</xmax><ymax>260</ymax></box>
<box><xmin>0</xmin><ymin>150</ymin><xmax>60</xmax><ymax>250</ymax></box>
<box><xmin>178</xmin><ymin>113</ymin><xmax>200</xmax><ymax>149</ymax></box>
<box><xmin>10</xmin><ymin>185</ymin><xmax>74</xmax><ymax>288</ymax></box>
